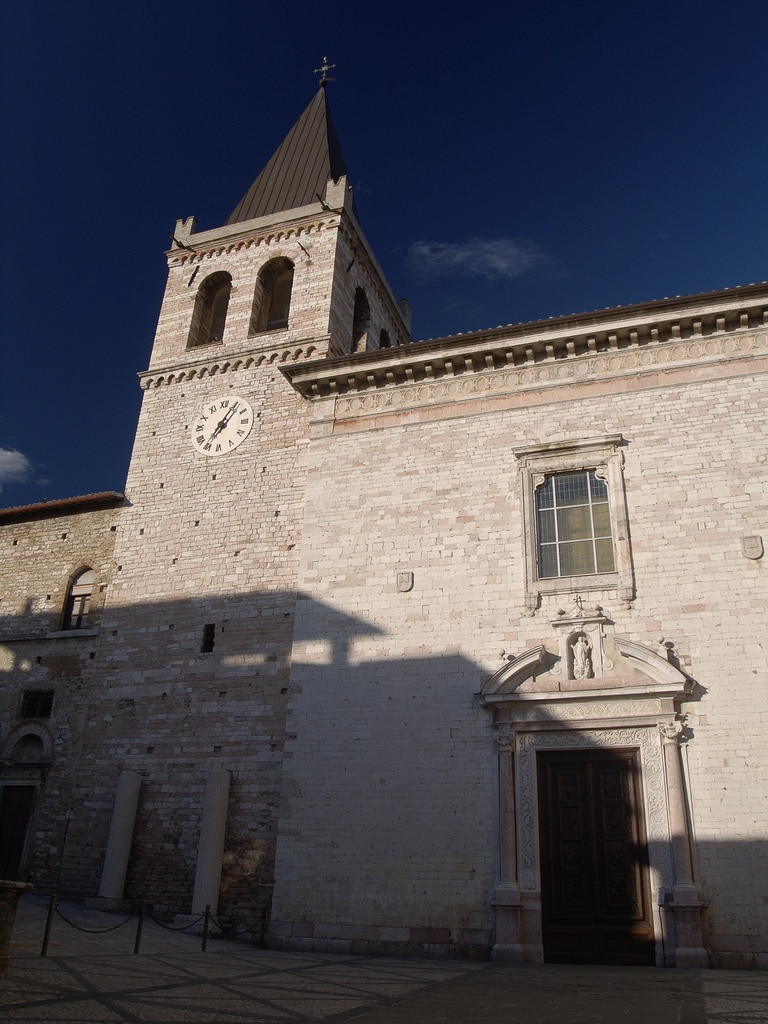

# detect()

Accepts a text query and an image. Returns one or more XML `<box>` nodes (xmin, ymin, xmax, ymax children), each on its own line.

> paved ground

<box><xmin>2</xmin><ymin>896</ymin><xmax>766</xmax><ymax>1023</ymax></box>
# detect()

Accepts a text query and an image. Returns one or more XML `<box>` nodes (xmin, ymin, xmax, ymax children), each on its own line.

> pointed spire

<box><xmin>226</xmin><ymin>88</ymin><xmax>348</xmax><ymax>225</ymax></box>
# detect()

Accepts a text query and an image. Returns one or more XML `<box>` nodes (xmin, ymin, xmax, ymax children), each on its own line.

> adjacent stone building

<box><xmin>1</xmin><ymin>84</ymin><xmax>766</xmax><ymax>968</ymax></box>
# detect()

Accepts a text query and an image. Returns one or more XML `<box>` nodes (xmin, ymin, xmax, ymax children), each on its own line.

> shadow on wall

<box><xmin>0</xmin><ymin>590</ymin><xmax>765</xmax><ymax>967</ymax></box>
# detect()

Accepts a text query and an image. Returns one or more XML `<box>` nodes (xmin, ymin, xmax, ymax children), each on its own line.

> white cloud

<box><xmin>406</xmin><ymin>237</ymin><xmax>548</xmax><ymax>282</ymax></box>
<box><xmin>0</xmin><ymin>447</ymin><xmax>32</xmax><ymax>493</ymax></box>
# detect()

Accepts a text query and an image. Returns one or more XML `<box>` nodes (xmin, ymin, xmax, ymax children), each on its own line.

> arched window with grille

<box><xmin>62</xmin><ymin>569</ymin><xmax>95</xmax><ymax>630</ymax></box>
<box><xmin>188</xmin><ymin>272</ymin><xmax>232</xmax><ymax>347</ymax></box>
<box><xmin>352</xmin><ymin>288</ymin><xmax>370</xmax><ymax>353</ymax></box>
<box><xmin>250</xmin><ymin>258</ymin><xmax>294</xmax><ymax>334</ymax></box>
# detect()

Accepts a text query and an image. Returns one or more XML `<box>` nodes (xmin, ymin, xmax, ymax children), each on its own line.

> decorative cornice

<box><xmin>316</xmin><ymin>328</ymin><xmax>767</xmax><ymax>416</ymax></box>
<box><xmin>169</xmin><ymin>221</ymin><xmax>337</xmax><ymax>266</ymax></box>
<box><xmin>479</xmin><ymin>638</ymin><xmax>690</xmax><ymax>704</ymax></box>
<box><xmin>167</xmin><ymin>205</ymin><xmax>339</xmax><ymax>264</ymax></box>
<box><xmin>140</xmin><ymin>337</ymin><xmax>331</xmax><ymax>389</ymax></box>
<box><xmin>614</xmin><ymin>639</ymin><xmax>690</xmax><ymax>686</ymax></box>
<box><xmin>281</xmin><ymin>284</ymin><xmax>768</xmax><ymax>401</ymax></box>
<box><xmin>481</xmin><ymin>647</ymin><xmax>548</xmax><ymax>697</ymax></box>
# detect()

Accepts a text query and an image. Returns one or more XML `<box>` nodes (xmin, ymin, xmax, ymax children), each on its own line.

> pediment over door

<box><xmin>479</xmin><ymin>608</ymin><xmax>691</xmax><ymax>708</ymax></box>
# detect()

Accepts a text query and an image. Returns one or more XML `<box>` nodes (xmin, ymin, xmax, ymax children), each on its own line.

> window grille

<box><xmin>20</xmin><ymin>690</ymin><xmax>54</xmax><ymax>719</ymax></box>
<box><xmin>536</xmin><ymin>470</ymin><xmax>615</xmax><ymax>578</ymax></box>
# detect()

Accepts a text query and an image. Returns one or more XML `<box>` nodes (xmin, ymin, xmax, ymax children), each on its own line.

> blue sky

<box><xmin>1</xmin><ymin>0</ymin><xmax>766</xmax><ymax>508</ymax></box>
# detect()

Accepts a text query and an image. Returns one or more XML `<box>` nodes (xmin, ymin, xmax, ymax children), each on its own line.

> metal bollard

<box><xmin>201</xmin><ymin>905</ymin><xmax>210</xmax><ymax>952</ymax></box>
<box><xmin>201</xmin><ymin>905</ymin><xmax>210</xmax><ymax>950</ymax></box>
<box><xmin>41</xmin><ymin>895</ymin><xmax>57</xmax><ymax>957</ymax></box>
<box><xmin>133</xmin><ymin>902</ymin><xmax>145</xmax><ymax>955</ymax></box>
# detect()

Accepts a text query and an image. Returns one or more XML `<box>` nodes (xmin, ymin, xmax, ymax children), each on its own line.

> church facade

<box><xmin>1</xmin><ymin>87</ymin><xmax>766</xmax><ymax>969</ymax></box>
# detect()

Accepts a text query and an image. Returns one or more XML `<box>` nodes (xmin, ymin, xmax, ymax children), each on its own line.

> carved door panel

<box><xmin>0</xmin><ymin>785</ymin><xmax>36</xmax><ymax>880</ymax></box>
<box><xmin>537</xmin><ymin>749</ymin><xmax>654</xmax><ymax>965</ymax></box>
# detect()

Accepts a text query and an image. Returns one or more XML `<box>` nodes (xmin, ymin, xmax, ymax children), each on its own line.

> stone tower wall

<box><xmin>149</xmin><ymin>216</ymin><xmax>342</xmax><ymax>371</ymax></box>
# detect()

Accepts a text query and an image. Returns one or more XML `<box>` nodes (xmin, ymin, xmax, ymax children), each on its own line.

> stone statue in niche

<box><xmin>571</xmin><ymin>633</ymin><xmax>593</xmax><ymax>679</ymax></box>
<box><xmin>551</xmin><ymin>605</ymin><xmax>609</xmax><ymax>680</ymax></box>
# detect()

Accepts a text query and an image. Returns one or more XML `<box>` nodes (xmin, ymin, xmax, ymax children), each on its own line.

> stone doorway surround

<box><xmin>0</xmin><ymin>722</ymin><xmax>53</xmax><ymax>882</ymax></box>
<box><xmin>479</xmin><ymin>606</ymin><xmax>707</xmax><ymax>968</ymax></box>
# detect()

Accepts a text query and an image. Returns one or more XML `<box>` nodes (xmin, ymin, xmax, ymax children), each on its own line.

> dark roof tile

<box><xmin>227</xmin><ymin>88</ymin><xmax>348</xmax><ymax>224</ymax></box>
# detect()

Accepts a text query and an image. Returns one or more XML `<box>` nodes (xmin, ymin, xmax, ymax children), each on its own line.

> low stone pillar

<box><xmin>491</xmin><ymin>728</ymin><xmax>524</xmax><ymax>961</ymax></box>
<box><xmin>191</xmin><ymin>768</ymin><xmax>231</xmax><ymax>917</ymax></box>
<box><xmin>661</xmin><ymin>723</ymin><xmax>708</xmax><ymax>967</ymax></box>
<box><xmin>98</xmin><ymin>771</ymin><xmax>142</xmax><ymax>904</ymax></box>
<box><xmin>0</xmin><ymin>880</ymin><xmax>33</xmax><ymax>977</ymax></box>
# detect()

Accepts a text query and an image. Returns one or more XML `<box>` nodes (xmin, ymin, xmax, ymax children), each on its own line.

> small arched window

<box><xmin>379</xmin><ymin>329</ymin><xmax>391</xmax><ymax>349</ymax></box>
<box><xmin>352</xmin><ymin>288</ymin><xmax>371</xmax><ymax>353</ymax></box>
<box><xmin>188</xmin><ymin>272</ymin><xmax>232</xmax><ymax>347</ymax></box>
<box><xmin>63</xmin><ymin>569</ymin><xmax>95</xmax><ymax>630</ymax></box>
<box><xmin>251</xmin><ymin>258</ymin><xmax>294</xmax><ymax>334</ymax></box>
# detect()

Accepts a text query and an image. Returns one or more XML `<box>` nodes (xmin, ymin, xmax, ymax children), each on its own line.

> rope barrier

<box><xmin>208</xmin><ymin>912</ymin><xmax>261</xmax><ymax>938</ymax></box>
<box><xmin>147</xmin><ymin>911</ymin><xmax>206</xmax><ymax>932</ymax></box>
<box><xmin>39</xmin><ymin>894</ymin><xmax>268</xmax><ymax>956</ymax></box>
<box><xmin>54</xmin><ymin>904</ymin><xmax>134</xmax><ymax>934</ymax></box>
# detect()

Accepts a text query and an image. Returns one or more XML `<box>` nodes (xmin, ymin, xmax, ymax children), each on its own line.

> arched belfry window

<box><xmin>352</xmin><ymin>288</ymin><xmax>371</xmax><ymax>353</ymax></box>
<box><xmin>63</xmin><ymin>569</ymin><xmax>95</xmax><ymax>630</ymax></box>
<box><xmin>250</xmin><ymin>258</ymin><xmax>294</xmax><ymax>334</ymax></box>
<box><xmin>188</xmin><ymin>272</ymin><xmax>232</xmax><ymax>347</ymax></box>
<box><xmin>379</xmin><ymin>329</ymin><xmax>391</xmax><ymax>348</ymax></box>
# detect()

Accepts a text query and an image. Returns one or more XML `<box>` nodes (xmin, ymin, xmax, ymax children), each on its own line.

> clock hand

<box><xmin>210</xmin><ymin>404</ymin><xmax>237</xmax><ymax>439</ymax></box>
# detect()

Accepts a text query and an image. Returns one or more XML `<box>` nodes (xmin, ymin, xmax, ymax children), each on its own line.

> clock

<box><xmin>192</xmin><ymin>396</ymin><xmax>254</xmax><ymax>456</ymax></box>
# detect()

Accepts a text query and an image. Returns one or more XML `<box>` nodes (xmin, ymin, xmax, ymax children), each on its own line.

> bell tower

<box><xmin>148</xmin><ymin>83</ymin><xmax>411</xmax><ymax>375</ymax></box>
<box><xmin>68</xmin><ymin>81</ymin><xmax>410</xmax><ymax>914</ymax></box>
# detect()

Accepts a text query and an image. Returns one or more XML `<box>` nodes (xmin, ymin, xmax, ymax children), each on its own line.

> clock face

<box><xmin>192</xmin><ymin>396</ymin><xmax>254</xmax><ymax>456</ymax></box>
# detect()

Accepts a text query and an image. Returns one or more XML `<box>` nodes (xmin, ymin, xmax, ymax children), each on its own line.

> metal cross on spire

<box><xmin>314</xmin><ymin>56</ymin><xmax>336</xmax><ymax>87</ymax></box>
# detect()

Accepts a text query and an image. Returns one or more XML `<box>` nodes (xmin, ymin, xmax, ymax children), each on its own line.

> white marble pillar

<box><xmin>191</xmin><ymin>768</ymin><xmax>231</xmax><ymax>916</ymax></box>
<box><xmin>661</xmin><ymin>723</ymin><xmax>707</xmax><ymax>967</ymax></box>
<box><xmin>98</xmin><ymin>770</ymin><xmax>142</xmax><ymax>900</ymax></box>
<box><xmin>490</xmin><ymin>727</ymin><xmax>524</xmax><ymax>961</ymax></box>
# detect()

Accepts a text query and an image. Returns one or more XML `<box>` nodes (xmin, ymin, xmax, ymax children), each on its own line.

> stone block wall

<box><xmin>61</xmin><ymin>353</ymin><xmax>313</xmax><ymax>921</ymax></box>
<box><xmin>0</xmin><ymin>500</ymin><xmax>121</xmax><ymax>889</ymax></box>
<box><xmin>272</xmin><ymin>336</ymin><xmax>767</xmax><ymax>959</ymax></box>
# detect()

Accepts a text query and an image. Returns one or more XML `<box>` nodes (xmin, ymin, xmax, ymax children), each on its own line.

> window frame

<box><xmin>20</xmin><ymin>690</ymin><xmax>54</xmax><ymax>720</ymax></box>
<box><xmin>61</xmin><ymin>568</ymin><xmax>95</xmax><ymax>630</ymax></box>
<box><xmin>187</xmin><ymin>271</ymin><xmax>232</xmax><ymax>348</ymax></box>
<box><xmin>535</xmin><ymin>468</ymin><xmax>615</xmax><ymax>578</ymax></box>
<box><xmin>352</xmin><ymin>287</ymin><xmax>371</xmax><ymax>353</ymax></box>
<box><xmin>250</xmin><ymin>257</ymin><xmax>295</xmax><ymax>335</ymax></box>
<box><xmin>513</xmin><ymin>435</ymin><xmax>634</xmax><ymax>612</ymax></box>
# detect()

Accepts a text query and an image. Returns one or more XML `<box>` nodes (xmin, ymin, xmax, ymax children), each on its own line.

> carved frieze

<box><xmin>509</xmin><ymin>699</ymin><xmax>664</xmax><ymax>721</ymax></box>
<box><xmin>325</xmin><ymin>330</ymin><xmax>767</xmax><ymax>414</ymax></box>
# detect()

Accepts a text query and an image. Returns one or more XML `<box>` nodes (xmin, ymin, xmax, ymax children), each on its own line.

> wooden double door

<box><xmin>537</xmin><ymin>748</ymin><xmax>655</xmax><ymax>965</ymax></box>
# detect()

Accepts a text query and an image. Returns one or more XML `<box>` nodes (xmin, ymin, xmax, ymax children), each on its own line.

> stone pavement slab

<box><xmin>2</xmin><ymin>897</ymin><xmax>766</xmax><ymax>1024</ymax></box>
